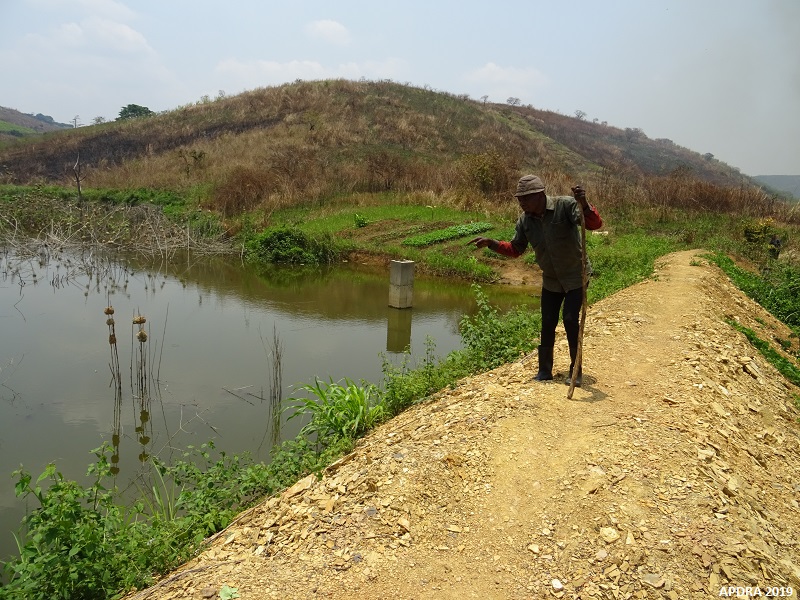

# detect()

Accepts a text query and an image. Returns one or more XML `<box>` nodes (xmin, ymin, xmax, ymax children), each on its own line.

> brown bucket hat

<box><xmin>514</xmin><ymin>174</ymin><xmax>545</xmax><ymax>197</ymax></box>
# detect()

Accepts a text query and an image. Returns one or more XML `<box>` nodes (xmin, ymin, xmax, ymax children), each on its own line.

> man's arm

<box><xmin>583</xmin><ymin>204</ymin><xmax>603</xmax><ymax>230</ymax></box>
<box><xmin>571</xmin><ymin>186</ymin><xmax>603</xmax><ymax>230</ymax></box>
<box><xmin>469</xmin><ymin>237</ymin><xmax>523</xmax><ymax>258</ymax></box>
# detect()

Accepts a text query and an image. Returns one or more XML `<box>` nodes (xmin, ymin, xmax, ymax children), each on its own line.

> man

<box><xmin>470</xmin><ymin>174</ymin><xmax>603</xmax><ymax>386</ymax></box>
<box><xmin>769</xmin><ymin>234</ymin><xmax>782</xmax><ymax>259</ymax></box>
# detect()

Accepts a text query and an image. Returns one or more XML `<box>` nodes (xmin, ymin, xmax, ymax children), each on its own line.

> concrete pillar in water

<box><xmin>388</xmin><ymin>260</ymin><xmax>414</xmax><ymax>309</ymax></box>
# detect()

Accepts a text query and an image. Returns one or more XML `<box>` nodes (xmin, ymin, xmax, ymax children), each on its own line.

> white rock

<box><xmin>599</xmin><ymin>527</ymin><xmax>620</xmax><ymax>543</ymax></box>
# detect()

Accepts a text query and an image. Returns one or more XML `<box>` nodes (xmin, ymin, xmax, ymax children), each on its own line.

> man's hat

<box><xmin>514</xmin><ymin>174</ymin><xmax>545</xmax><ymax>197</ymax></box>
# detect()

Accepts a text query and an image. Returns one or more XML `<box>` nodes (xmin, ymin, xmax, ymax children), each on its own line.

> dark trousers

<box><xmin>540</xmin><ymin>287</ymin><xmax>583</xmax><ymax>354</ymax></box>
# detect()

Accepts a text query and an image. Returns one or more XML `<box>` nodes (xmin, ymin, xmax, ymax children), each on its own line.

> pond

<box><xmin>0</xmin><ymin>245</ymin><xmax>537</xmax><ymax>562</ymax></box>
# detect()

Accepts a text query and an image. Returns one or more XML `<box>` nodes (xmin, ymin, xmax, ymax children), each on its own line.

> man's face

<box><xmin>517</xmin><ymin>192</ymin><xmax>546</xmax><ymax>217</ymax></box>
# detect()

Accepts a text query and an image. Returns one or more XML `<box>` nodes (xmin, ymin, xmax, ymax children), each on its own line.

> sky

<box><xmin>1</xmin><ymin>0</ymin><xmax>798</xmax><ymax>176</ymax></box>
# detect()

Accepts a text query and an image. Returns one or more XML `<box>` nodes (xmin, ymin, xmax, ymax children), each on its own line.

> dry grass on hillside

<box><xmin>0</xmin><ymin>79</ymin><xmax>795</xmax><ymax>227</ymax></box>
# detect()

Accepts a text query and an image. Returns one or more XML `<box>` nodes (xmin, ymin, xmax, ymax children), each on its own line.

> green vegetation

<box><xmin>402</xmin><ymin>222</ymin><xmax>493</xmax><ymax>247</ymax></box>
<box><xmin>1</xmin><ymin>439</ymin><xmax>345</xmax><ymax>599</ymax></box>
<box><xmin>0</xmin><ymin>121</ymin><xmax>36</xmax><ymax>136</ymax></box>
<box><xmin>459</xmin><ymin>285</ymin><xmax>539</xmax><ymax>371</ymax></box>
<box><xmin>244</xmin><ymin>225</ymin><xmax>345</xmax><ymax>265</ymax></box>
<box><xmin>710</xmin><ymin>252</ymin><xmax>800</xmax><ymax>331</ymax></box>
<box><xmin>585</xmin><ymin>231</ymin><xmax>679</xmax><ymax>302</ymax></box>
<box><xmin>286</xmin><ymin>378</ymin><xmax>386</xmax><ymax>442</ymax></box>
<box><xmin>725</xmin><ymin>321</ymin><xmax>800</xmax><ymax>388</ymax></box>
<box><xmin>116</xmin><ymin>104</ymin><xmax>155</xmax><ymax>121</ymax></box>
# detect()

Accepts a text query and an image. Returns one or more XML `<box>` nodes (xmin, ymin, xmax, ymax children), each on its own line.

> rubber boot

<box><xmin>534</xmin><ymin>345</ymin><xmax>553</xmax><ymax>381</ymax></box>
<box><xmin>565</xmin><ymin>364</ymin><xmax>583</xmax><ymax>387</ymax></box>
<box><xmin>566</xmin><ymin>344</ymin><xmax>582</xmax><ymax>387</ymax></box>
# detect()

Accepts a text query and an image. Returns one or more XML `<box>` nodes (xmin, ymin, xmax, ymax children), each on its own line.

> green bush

<box><xmin>244</xmin><ymin>226</ymin><xmax>341</xmax><ymax>265</ymax></box>
<box><xmin>380</xmin><ymin>337</ymin><xmax>463</xmax><ymax>416</ymax></box>
<box><xmin>0</xmin><ymin>435</ymin><xmax>346</xmax><ymax>600</ymax></box>
<box><xmin>459</xmin><ymin>284</ymin><xmax>540</xmax><ymax>371</ymax></box>
<box><xmin>2</xmin><ymin>447</ymin><xmax>199</xmax><ymax>600</ymax></box>
<box><xmin>354</xmin><ymin>213</ymin><xmax>369</xmax><ymax>228</ymax></box>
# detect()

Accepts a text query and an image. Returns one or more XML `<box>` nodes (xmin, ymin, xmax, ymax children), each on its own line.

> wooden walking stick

<box><xmin>567</xmin><ymin>191</ymin><xmax>588</xmax><ymax>399</ymax></box>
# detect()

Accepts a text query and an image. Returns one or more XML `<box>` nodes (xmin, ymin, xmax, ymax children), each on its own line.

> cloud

<box><xmin>26</xmin><ymin>0</ymin><xmax>135</xmax><ymax>21</ymax></box>
<box><xmin>11</xmin><ymin>15</ymin><xmax>160</xmax><ymax>79</ymax></box>
<box><xmin>81</xmin><ymin>16</ymin><xmax>155</xmax><ymax>56</ymax></box>
<box><xmin>0</xmin><ymin>5</ymin><xmax>173</xmax><ymax>119</ymax></box>
<box><xmin>215</xmin><ymin>57</ymin><xmax>408</xmax><ymax>90</ymax></box>
<box><xmin>464</xmin><ymin>63</ymin><xmax>548</xmax><ymax>87</ymax></box>
<box><xmin>305</xmin><ymin>20</ymin><xmax>351</xmax><ymax>46</ymax></box>
<box><xmin>216</xmin><ymin>58</ymin><xmax>327</xmax><ymax>83</ymax></box>
<box><xmin>462</xmin><ymin>62</ymin><xmax>549</xmax><ymax>102</ymax></box>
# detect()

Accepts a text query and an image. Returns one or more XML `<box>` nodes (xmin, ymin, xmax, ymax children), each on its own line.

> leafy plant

<box><xmin>354</xmin><ymin>213</ymin><xmax>369</xmax><ymax>228</ymax></box>
<box><xmin>286</xmin><ymin>377</ymin><xmax>386</xmax><ymax>442</ymax></box>
<box><xmin>219</xmin><ymin>585</ymin><xmax>240</xmax><ymax>600</ymax></box>
<box><xmin>2</xmin><ymin>445</ymin><xmax>198</xmax><ymax>600</ymax></box>
<box><xmin>459</xmin><ymin>284</ymin><xmax>540</xmax><ymax>371</ymax></box>
<box><xmin>244</xmin><ymin>225</ymin><xmax>342</xmax><ymax>265</ymax></box>
<box><xmin>743</xmin><ymin>218</ymin><xmax>775</xmax><ymax>244</ymax></box>
<box><xmin>402</xmin><ymin>222</ymin><xmax>493</xmax><ymax>247</ymax></box>
<box><xmin>380</xmin><ymin>336</ymin><xmax>462</xmax><ymax>416</ymax></box>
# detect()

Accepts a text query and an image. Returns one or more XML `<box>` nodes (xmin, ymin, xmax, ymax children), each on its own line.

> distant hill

<box><xmin>0</xmin><ymin>106</ymin><xmax>71</xmax><ymax>139</ymax></box>
<box><xmin>753</xmin><ymin>175</ymin><xmax>800</xmax><ymax>200</ymax></box>
<box><xmin>0</xmin><ymin>79</ymin><xmax>761</xmax><ymax>194</ymax></box>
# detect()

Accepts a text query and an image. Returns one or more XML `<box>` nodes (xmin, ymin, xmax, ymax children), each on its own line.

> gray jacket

<box><xmin>509</xmin><ymin>195</ymin><xmax>589</xmax><ymax>293</ymax></box>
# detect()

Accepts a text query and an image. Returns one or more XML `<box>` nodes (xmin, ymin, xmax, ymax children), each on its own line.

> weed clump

<box><xmin>244</xmin><ymin>226</ymin><xmax>342</xmax><ymax>265</ymax></box>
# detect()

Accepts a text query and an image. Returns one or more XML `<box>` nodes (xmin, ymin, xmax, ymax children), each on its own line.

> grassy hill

<box><xmin>0</xmin><ymin>106</ymin><xmax>71</xmax><ymax>139</ymax></box>
<box><xmin>0</xmin><ymin>79</ymin><xmax>756</xmax><ymax>202</ymax></box>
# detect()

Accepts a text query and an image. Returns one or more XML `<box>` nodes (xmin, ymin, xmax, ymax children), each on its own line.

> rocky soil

<box><xmin>127</xmin><ymin>250</ymin><xmax>800</xmax><ymax>600</ymax></box>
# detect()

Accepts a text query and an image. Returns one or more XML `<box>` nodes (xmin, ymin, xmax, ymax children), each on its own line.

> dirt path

<box><xmin>129</xmin><ymin>250</ymin><xmax>800</xmax><ymax>599</ymax></box>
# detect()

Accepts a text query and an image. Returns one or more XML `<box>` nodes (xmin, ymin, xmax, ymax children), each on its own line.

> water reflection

<box><xmin>0</xmin><ymin>245</ymin><xmax>537</xmax><ymax>562</ymax></box>
<box><xmin>387</xmin><ymin>307</ymin><xmax>413</xmax><ymax>352</ymax></box>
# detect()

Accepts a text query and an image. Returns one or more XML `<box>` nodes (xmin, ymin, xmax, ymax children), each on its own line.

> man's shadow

<box><xmin>561</xmin><ymin>374</ymin><xmax>609</xmax><ymax>403</ymax></box>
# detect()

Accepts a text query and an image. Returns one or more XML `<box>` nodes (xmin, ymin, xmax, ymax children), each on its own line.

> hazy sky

<box><xmin>1</xmin><ymin>0</ymin><xmax>798</xmax><ymax>175</ymax></box>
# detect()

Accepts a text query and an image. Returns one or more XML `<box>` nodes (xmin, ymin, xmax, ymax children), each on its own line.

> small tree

<box><xmin>73</xmin><ymin>152</ymin><xmax>86</xmax><ymax>200</ymax></box>
<box><xmin>116</xmin><ymin>104</ymin><xmax>154</xmax><ymax>121</ymax></box>
<box><xmin>574</xmin><ymin>110</ymin><xmax>586</xmax><ymax>120</ymax></box>
<box><xmin>506</xmin><ymin>97</ymin><xmax>521</xmax><ymax>106</ymax></box>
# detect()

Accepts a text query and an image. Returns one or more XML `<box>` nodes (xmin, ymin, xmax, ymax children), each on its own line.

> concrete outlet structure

<box><xmin>389</xmin><ymin>260</ymin><xmax>414</xmax><ymax>309</ymax></box>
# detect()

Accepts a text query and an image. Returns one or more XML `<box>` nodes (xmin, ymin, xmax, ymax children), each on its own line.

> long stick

<box><xmin>567</xmin><ymin>205</ymin><xmax>588</xmax><ymax>399</ymax></box>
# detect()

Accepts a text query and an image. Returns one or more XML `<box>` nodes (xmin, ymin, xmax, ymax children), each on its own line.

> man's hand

<box><xmin>469</xmin><ymin>236</ymin><xmax>494</xmax><ymax>249</ymax></box>
<box><xmin>571</xmin><ymin>186</ymin><xmax>589</xmax><ymax>209</ymax></box>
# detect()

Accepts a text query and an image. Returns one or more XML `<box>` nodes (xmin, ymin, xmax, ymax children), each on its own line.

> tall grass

<box><xmin>5</xmin><ymin>79</ymin><xmax>788</xmax><ymax>231</ymax></box>
<box><xmin>286</xmin><ymin>377</ymin><xmax>386</xmax><ymax>443</ymax></box>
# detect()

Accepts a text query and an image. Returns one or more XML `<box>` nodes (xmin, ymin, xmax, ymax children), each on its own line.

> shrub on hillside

<box><xmin>211</xmin><ymin>167</ymin><xmax>274</xmax><ymax>216</ymax></box>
